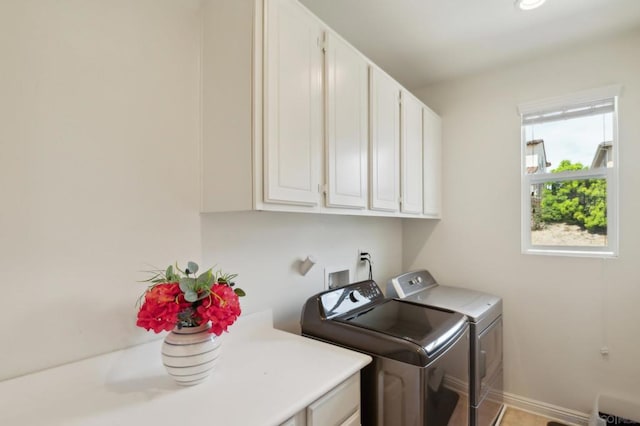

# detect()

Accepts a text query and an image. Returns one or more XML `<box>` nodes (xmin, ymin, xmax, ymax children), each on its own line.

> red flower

<box><xmin>136</xmin><ymin>283</ymin><xmax>184</xmax><ymax>333</ymax></box>
<box><xmin>135</xmin><ymin>264</ymin><xmax>245</xmax><ymax>335</ymax></box>
<box><xmin>196</xmin><ymin>284</ymin><xmax>242</xmax><ymax>336</ymax></box>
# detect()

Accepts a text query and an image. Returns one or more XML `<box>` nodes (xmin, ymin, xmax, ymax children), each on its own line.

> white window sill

<box><xmin>523</xmin><ymin>248</ymin><xmax>617</xmax><ymax>259</ymax></box>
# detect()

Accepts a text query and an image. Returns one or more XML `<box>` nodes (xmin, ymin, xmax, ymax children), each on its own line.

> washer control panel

<box><xmin>354</xmin><ymin>280</ymin><xmax>382</xmax><ymax>300</ymax></box>
<box><xmin>319</xmin><ymin>280</ymin><xmax>383</xmax><ymax>319</ymax></box>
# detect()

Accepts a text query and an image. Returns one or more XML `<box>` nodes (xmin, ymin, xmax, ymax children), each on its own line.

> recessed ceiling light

<box><xmin>515</xmin><ymin>0</ymin><xmax>547</xmax><ymax>10</ymax></box>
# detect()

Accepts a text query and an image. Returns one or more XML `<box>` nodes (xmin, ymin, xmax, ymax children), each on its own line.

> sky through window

<box><xmin>524</xmin><ymin>112</ymin><xmax>613</xmax><ymax>169</ymax></box>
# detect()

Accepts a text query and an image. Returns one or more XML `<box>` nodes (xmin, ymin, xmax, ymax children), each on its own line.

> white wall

<box><xmin>201</xmin><ymin>212</ymin><xmax>402</xmax><ymax>332</ymax></box>
<box><xmin>0</xmin><ymin>0</ymin><xmax>404</xmax><ymax>384</ymax></box>
<box><xmin>406</xmin><ymin>29</ymin><xmax>640</xmax><ymax>413</ymax></box>
<box><xmin>0</xmin><ymin>0</ymin><xmax>202</xmax><ymax>381</ymax></box>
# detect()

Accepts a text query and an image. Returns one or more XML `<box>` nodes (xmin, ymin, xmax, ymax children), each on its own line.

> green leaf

<box><xmin>179</xmin><ymin>277</ymin><xmax>196</xmax><ymax>292</ymax></box>
<box><xmin>166</xmin><ymin>265</ymin><xmax>174</xmax><ymax>279</ymax></box>
<box><xmin>217</xmin><ymin>272</ymin><xmax>238</xmax><ymax>284</ymax></box>
<box><xmin>187</xmin><ymin>261</ymin><xmax>199</xmax><ymax>275</ymax></box>
<box><xmin>197</xmin><ymin>269</ymin><xmax>213</xmax><ymax>286</ymax></box>
<box><xmin>184</xmin><ymin>290</ymin><xmax>198</xmax><ymax>302</ymax></box>
<box><xmin>195</xmin><ymin>290</ymin><xmax>211</xmax><ymax>301</ymax></box>
<box><xmin>139</xmin><ymin>271</ymin><xmax>164</xmax><ymax>283</ymax></box>
<box><xmin>234</xmin><ymin>288</ymin><xmax>246</xmax><ymax>297</ymax></box>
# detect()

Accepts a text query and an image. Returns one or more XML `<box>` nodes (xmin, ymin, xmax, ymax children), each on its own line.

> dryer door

<box><xmin>476</xmin><ymin>316</ymin><xmax>503</xmax><ymax>404</ymax></box>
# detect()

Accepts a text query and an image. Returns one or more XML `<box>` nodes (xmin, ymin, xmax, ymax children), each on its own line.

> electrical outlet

<box><xmin>358</xmin><ymin>249</ymin><xmax>370</xmax><ymax>262</ymax></box>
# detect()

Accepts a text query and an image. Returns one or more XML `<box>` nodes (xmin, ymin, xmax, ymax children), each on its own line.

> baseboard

<box><xmin>502</xmin><ymin>391</ymin><xmax>591</xmax><ymax>426</ymax></box>
<box><xmin>444</xmin><ymin>375</ymin><xmax>469</xmax><ymax>395</ymax></box>
<box><xmin>444</xmin><ymin>377</ymin><xmax>592</xmax><ymax>425</ymax></box>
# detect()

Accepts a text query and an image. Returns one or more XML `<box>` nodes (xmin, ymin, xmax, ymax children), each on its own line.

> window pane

<box><xmin>530</xmin><ymin>178</ymin><xmax>607</xmax><ymax>247</ymax></box>
<box><xmin>524</xmin><ymin>112</ymin><xmax>614</xmax><ymax>175</ymax></box>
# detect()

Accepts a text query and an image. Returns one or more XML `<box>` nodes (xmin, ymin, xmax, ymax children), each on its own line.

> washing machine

<box><xmin>388</xmin><ymin>270</ymin><xmax>504</xmax><ymax>426</ymax></box>
<box><xmin>301</xmin><ymin>279</ymin><xmax>471</xmax><ymax>426</ymax></box>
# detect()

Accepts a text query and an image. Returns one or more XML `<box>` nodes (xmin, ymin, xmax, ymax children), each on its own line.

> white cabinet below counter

<box><xmin>0</xmin><ymin>311</ymin><xmax>371</xmax><ymax>426</ymax></box>
<box><xmin>280</xmin><ymin>373</ymin><xmax>361</xmax><ymax>426</ymax></box>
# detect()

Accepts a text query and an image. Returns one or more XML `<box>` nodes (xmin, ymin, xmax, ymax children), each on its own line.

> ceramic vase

<box><xmin>161</xmin><ymin>322</ymin><xmax>221</xmax><ymax>386</ymax></box>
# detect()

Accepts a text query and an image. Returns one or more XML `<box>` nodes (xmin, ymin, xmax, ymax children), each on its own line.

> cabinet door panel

<box><xmin>423</xmin><ymin>107</ymin><xmax>442</xmax><ymax>217</ymax></box>
<box><xmin>401</xmin><ymin>92</ymin><xmax>423</xmax><ymax>214</ymax></box>
<box><xmin>264</xmin><ymin>0</ymin><xmax>323</xmax><ymax>206</ymax></box>
<box><xmin>341</xmin><ymin>410</ymin><xmax>361</xmax><ymax>426</ymax></box>
<box><xmin>307</xmin><ymin>373</ymin><xmax>360</xmax><ymax>426</ymax></box>
<box><xmin>279</xmin><ymin>410</ymin><xmax>306</xmax><ymax>426</ymax></box>
<box><xmin>325</xmin><ymin>32</ymin><xmax>368</xmax><ymax>209</ymax></box>
<box><xmin>369</xmin><ymin>68</ymin><xmax>400</xmax><ymax>212</ymax></box>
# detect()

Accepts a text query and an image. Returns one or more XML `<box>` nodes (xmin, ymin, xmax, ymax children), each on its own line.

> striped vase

<box><xmin>161</xmin><ymin>322</ymin><xmax>222</xmax><ymax>386</ymax></box>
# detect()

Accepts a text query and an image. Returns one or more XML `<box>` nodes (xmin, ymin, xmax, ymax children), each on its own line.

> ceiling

<box><xmin>299</xmin><ymin>0</ymin><xmax>640</xmax><ymax>89</ymax></box>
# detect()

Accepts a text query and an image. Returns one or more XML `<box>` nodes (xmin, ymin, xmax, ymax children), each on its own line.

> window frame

<box><xmin>518</xmin><ymin>86</ymin><xmax>621</xmax><ymax>258</ymax></box>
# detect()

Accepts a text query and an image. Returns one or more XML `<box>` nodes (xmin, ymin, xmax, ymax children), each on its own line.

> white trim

<box><xmin>520</xmin><ymin>88</ymin><xmax>620</xmax><ymax>257</ymax></box>
<box><xmin>522</xmin><ymin>99</ymin><xmax>615</xmax><ymax>126</ymax></box>
<box><xmin>501</xmin><ymin>391</ymin><xmax>590</xmax><ymax>426</ymax></box>
<box><xmin>495</xmin><ymin>405</ymin><xmax>507</xmax><ymax>425</ymax></box>
<box><xmin>524</xmin><ymin>248</ymin><xmax>616</xmax><ymax>258</ymax></box>
<box><xmin>527</xmin><ymin>168</ymin><xmax>608</xmax><ymax>184</ymax></box>
<box><xmin>522</xmin><ymin>169</ymin><xmax>617</xmax><ymax>257</ymax></box>
<box><xmin>443</xmin><ymin>374</ymin><xmax>469</xmax><ymax>396</ymax></box>
<box><xmin>517</xmin><ymin>85</ymin><xmax>622</xmax><ymax>116</ymax></box>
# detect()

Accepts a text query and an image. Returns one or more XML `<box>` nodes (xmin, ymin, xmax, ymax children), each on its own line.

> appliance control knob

<box><xmin>349</xmin><ymin>291</ymin><xmax>359</xmax><ymax>303</ymax></box>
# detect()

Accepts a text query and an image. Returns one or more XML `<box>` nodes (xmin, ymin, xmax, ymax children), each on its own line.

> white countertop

<box><xmin>0</xmin><ymin>311</ymin><xmax>371</xmax><ymax>426</ymax></box>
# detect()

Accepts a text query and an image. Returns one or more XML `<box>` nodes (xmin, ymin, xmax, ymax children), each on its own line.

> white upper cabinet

<box><xmin>201</xmin><ymin>0</ymin><xmax>441</xmax><ymax>219</ymax></box>
<box><xmin>423</xmin><ymin>107</ymin><xmax>442</xmax><ymax>217</ymax></box>
<box><xmin>400</xmin><ymin>91</ymin><xmax>424</xmax><ymax>214</ymax></box>
<box><xmin>324</xmin><ymin>31</ymin><xmax>369</xmax><ymax>209</ymax></box>
<box><xmin>263</xmin><ymin>0</ymin><xmax>324</xmax><ymax>206</ymax></box>
<box><xmin>369</xmin><ymin>67</ymin><xmax>401</xmax><ymax>212</ymax></box>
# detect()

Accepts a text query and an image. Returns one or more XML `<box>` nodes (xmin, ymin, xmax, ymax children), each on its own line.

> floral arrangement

<box><xmin>136</xmin><ymin>261</ymin><xmax>246</xmax><ymax>336</ymax></box>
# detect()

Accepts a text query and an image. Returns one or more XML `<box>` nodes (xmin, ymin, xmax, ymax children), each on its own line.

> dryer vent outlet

<box><xmin>324</xmin><ymin>267</ymin><xmax>351</xmax><ymax>290</ymax></box>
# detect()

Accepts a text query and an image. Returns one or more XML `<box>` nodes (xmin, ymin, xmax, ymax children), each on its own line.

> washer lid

<box><xmin>336</xmin><ymin>299</ymin><xmax>467</xmax><ymax>356</ymax></box>
<box><xmin>300</xmin><ymin>280</ymin><xmax>469</xmax><ymax>366</ymax></box>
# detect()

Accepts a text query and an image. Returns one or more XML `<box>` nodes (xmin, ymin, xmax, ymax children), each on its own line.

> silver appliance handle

<box><xmin>480</xmin><ymin>349</ymin><xmax>487</xmax><ymax>379</ymax></box>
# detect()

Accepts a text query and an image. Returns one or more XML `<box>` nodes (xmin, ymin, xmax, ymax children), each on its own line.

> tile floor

<box><xmin>498</xmin><ymin>406</ymin><xmax>569</xmax><ymax>426</ymax></box>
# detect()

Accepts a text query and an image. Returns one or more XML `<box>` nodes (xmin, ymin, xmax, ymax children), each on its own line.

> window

<box><xmin>518</xmin><ymin>86</ymin><xmax>620</xmax><ymax>257</ymax></box>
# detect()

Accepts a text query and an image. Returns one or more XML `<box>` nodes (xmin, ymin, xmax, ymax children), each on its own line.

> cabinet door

<box><xmin>400</xmin><ymin>91</ymin><xmax>423</xmax><ymax>214</ymax></box>
<box><xmin>325</xmin><ymin>32</ymin><xmax>368</xmax><ymax>209</ymax></box>
<box><xmin>280</xmin><ymin>410</ymin><xmax>306</xmax><ymax>426</ymax></box>
<box><xmin>307</xmin><ymin>373</ymin><xmax>360</xmax><ymax>426</ymax></box>
<box><xmin>423</xmin><ymin>107</ymin><xmax>442</xmax><ymax>217</ymax></box>
<box><xmin>341</xmin><ymin>410</ymin><xmax>361</xmax><ymax>426</ymax></box>
<box><xmin>264</xmin><ymin>0</ymin><xmax>323</xmax><ymax>206</ymax></box>
<box><xmin>369</xmin><ymin>68</ymin><xmax>400</xmax><ymax>212</ymax></box>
